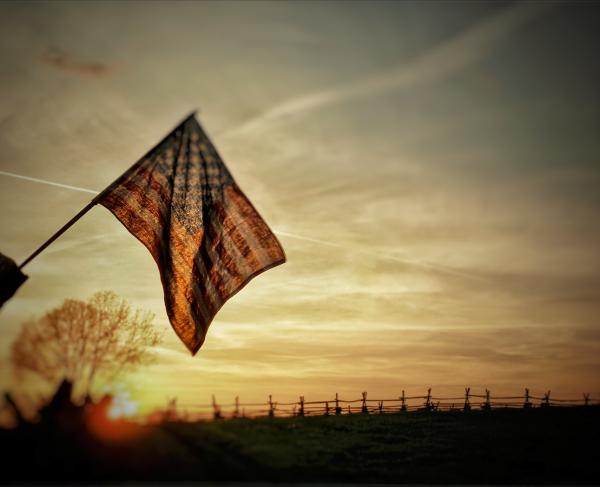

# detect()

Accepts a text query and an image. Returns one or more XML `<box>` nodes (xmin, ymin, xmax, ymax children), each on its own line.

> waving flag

<box><xmin>98</xmin><ymin>114</ymin><xmax>285</xmax><ymax>354</ymax></box>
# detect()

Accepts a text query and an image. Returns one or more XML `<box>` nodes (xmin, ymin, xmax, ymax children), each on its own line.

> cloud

<box><xmin>223</xmin><ymin>1</ymin><xmax>557</xmax><ymax>138</ymax></box>
<box><xmin>40</xmin><ymin>47</ymin><xmax>122</xmax><ymax>78</ymax></box>
<box><xmin>0</xmin><ymin>169</ymin><xmax>482</xmax><ymax>279</ymax></box>
<box><xmin>41</xmin><ymin>232</ymin><xmax>124</xmax><ymax>257</ymax></box>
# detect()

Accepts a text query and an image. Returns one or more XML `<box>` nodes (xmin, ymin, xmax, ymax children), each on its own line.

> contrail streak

<box><xmin>274</xmin><ymin>230</ymin><xmax>344</xmax><ymax>249</ymax></box>
<box><xmin>221</xmin><ymin>1</ymin><xmax>557</xmax><ymax>139</ymax></box>
<box><xmin>0</xmin><ymin>170</ymin><xmax>484</xmax><ymax>281</ymax></box>
<box><xmin>274</xmin><ymin>230</ymin><xmax>486</xmax><ymax>282</ymax></box>
<box><xmin>0</xmin><ymin>170</ymin><xmax>98</xmax><ymax>195</ymax></box>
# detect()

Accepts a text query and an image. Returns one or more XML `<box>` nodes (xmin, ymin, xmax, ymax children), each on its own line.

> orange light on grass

<box><xmin>85</xmin><ymin>393</ymin><xmax>145</xmax><ymax>443</ymax></box>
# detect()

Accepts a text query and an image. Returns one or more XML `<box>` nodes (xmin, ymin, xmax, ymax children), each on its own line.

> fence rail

<box><xmin>155</xmin><ymin>388</ymin><xmax>598</xmax><ymax>422</ymax></box>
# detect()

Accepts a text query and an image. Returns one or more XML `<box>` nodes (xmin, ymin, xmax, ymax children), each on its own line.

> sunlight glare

<box><xmin>107</xmin><ymin>391</ymin><xmax>138</xmax><ymax>420</ymax></box>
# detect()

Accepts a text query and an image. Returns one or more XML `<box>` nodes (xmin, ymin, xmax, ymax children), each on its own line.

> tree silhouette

<box><xmin>11</xmin><ymin>291</ymin><xmax>162</xmax><ymax>400</ymax></box>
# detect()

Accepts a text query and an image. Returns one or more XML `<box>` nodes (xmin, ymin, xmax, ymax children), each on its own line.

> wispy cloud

<box><xmin>276</xmin><ymin>230</ymin><xmax>486</xmax><ymax>282</ymax></box>
<box><xmin>40</xmin><ymin>47</ymin><xmax>122</xmax><ymax>78</ymax></box>
<box><xmin>0</xmin><ymin>171</ymin><xmax>481</xmax><ymax>279</ymax></box>
<box><xmin>223</xmin><ymin>1</ymin><xmax>556</xmax><ymax>138</ymax></box>
<box><xmin>41</xmin><ymin>233</ymin><xmax>122</xmax><ymax>257</ymax></box>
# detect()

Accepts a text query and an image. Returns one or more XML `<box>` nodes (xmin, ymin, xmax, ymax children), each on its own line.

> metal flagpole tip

<box><xmin>0</xmin><ymin>252</ymin><xmax>28</xmax><ymax>308</ymax></box>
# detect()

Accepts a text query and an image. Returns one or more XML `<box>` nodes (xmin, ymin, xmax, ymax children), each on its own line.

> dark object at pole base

<box><xmin>4</xmin><ymin>392</ymin><xmax>26</xmax><ymax>427</ymax></box>
<box><xmin>0</xmin><ymin>252</ymin><xmax>28</xmax><ymax>308</ymax></box>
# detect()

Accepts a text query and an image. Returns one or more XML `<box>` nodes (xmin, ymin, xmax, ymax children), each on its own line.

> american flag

<box><xmin>98</xmin><ymin>114</ymin><xmax>285</xmax><ymax>354</ymax></box>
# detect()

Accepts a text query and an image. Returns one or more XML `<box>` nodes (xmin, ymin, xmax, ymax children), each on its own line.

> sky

<box><xmin>1</xmin><ymin>0</ymin><xmax>599</xmax><ymax>416</ymax></box>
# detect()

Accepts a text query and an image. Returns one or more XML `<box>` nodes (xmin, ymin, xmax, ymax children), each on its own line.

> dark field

<box><xmin>2</xmin><ymin>407</ymin><xmax>599</xmax><ymax>483</ymax></box>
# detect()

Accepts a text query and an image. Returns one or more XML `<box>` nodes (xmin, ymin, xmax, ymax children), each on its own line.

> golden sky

<box><xmin>1</xmin><ymin>1</ymin><xmax>599</xmax><ymax>414</ymax></box>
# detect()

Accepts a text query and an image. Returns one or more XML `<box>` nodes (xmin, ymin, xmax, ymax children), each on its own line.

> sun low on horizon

<box><xmin>1</xmin><ymin>0</ymin><xmax>599</xmax><ymax>417</ymax></box>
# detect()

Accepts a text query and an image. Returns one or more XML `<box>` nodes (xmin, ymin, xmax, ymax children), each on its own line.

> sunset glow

<box><xmin>1</xmin><ymin>1</ymin><xmax>599</xmax><ymax>416</ymax></box>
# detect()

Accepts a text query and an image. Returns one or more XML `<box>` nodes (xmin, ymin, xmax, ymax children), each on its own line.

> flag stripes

<box><xmin>99</xmin><ymin>114</ymin><xmax>285</xmax><ymax>353</ymax></box>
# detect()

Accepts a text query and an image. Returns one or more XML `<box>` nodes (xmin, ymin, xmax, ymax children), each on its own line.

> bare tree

<box><xmin>11</xmin><ymin>291</ymin><xmax>162</xmax><ymax>400</ymax></box>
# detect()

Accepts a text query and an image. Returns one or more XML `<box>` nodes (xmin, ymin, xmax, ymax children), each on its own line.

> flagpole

<box><xmin>18</xmin><ymin>110</ymin><xmax>198</xmax><ymax>270</ymax></box>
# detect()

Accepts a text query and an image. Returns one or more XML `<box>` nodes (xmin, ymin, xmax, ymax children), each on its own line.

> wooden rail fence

<box><xmin>171</xmin><ymin>388</ymin><xmax>598</xmax><ymax>421</ymax></box>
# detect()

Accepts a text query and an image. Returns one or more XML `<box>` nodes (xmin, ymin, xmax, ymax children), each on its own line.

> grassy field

<box><xmin>2</xmin><ymin>407</ymin><xmax>599</xmax><ymax>483</ymax></box>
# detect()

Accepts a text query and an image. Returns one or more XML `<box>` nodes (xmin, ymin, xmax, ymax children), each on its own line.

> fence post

<box><xmin>298</xmin><ymin>396</ymin><xmax>305</xmax><ymax>417</ymax></box>
<box><xmin>268</xmin><ymin>394</ymin><xmax>275</xmax><ymax>417</ymax></box>
<box><xmin>482</xmin><ymin>389</ymin><xmax>491</xmax><ymax>410</ymax></box>
<box><xmin>378</xmin><ymin>400</ymin><xmax>384</xmax><ymax>414</ymax></box>
<box><xmin>400</xmin><ymin>390</ymin><xmax>407</xmax><ymax>412</ymax></box>
<box><xmin>463</xmin><ymin>387</ymin><xmax>471</xmax><ymax>412</ymax></box>
<box><xmin>335</xmin><ymin>392</ymin><xmax>342</xmax><ymax>415</ymax></box>
<box><xmin>361</xmin><ymin>391</ymin><xmax>369</xmax><ymax>414</ymax></box>
<box><xmin>584</xmin><ymin>393</ymin><xmax>590</xmax><ymax>406</ymax></box>
<box><xmin>348</xmin><ymin>404</ymin><xmax>352</xmax><ymax>414</ymax></box>
<box><xmin>324</xmin><ymin>401</ymin><xmax>330</xmax><ymax>416</ymax></box>
<box><xmin>212</xmin><ymin>395</ymin><xmax>222</xmax><ymax>420</ymax></box>
<box><xmin>541</xmin><ymin>390</ymin><xmax>551</xmax><ymax>408</ymax></box>
<box><xmin>425</xmin><ymin>388</ymin><xmax>432</xmax><ymax>411</ymax></box>
<box><xmin>164</xmin><ymin>397</ymin><xmax>178</xmax><ymax>421</ymax></box>
<box><xmin>233</xmin><ymin>396</ymin><xmax>240</xmax><ymax>418</ymax></box>
<box><xmin>523</xmin><ymin>388</ymin><xmax>532</xmax><ymax>409</ymax></box>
